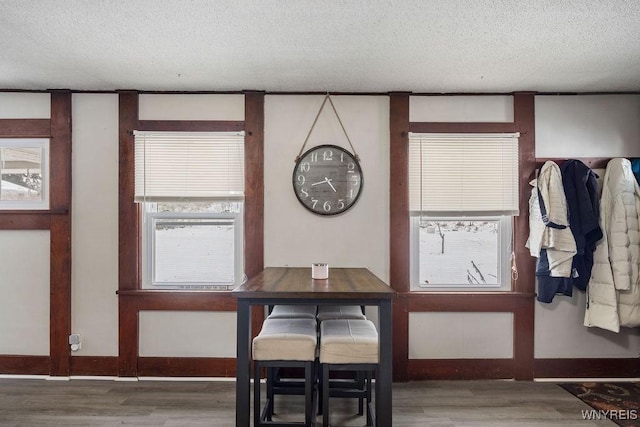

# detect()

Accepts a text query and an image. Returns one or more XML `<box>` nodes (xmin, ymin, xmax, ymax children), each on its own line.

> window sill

<box><xmin>116</xmin><ymin>289</ymin><xmax>237</xmax><ymax>311</ymax></box>
<box><xmin>403</xmin><ymin>290</ymin><xmax>535</xmax><ymax>297</ymax></box>
<box><xmin>0</xmin><ymin>209</ymin><xmax>68</xmax><ymax>215</ymax></box>
<box><xmin>117</xmin><ymin>289</ymin><xmax>234</xmax><ymax>296</ymax></box>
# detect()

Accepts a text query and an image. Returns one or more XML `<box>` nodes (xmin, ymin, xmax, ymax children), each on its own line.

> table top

<box><xmin>232</xmin><ymin>267</ymin><xmax>396</xmax><ymax>300</ymax></box>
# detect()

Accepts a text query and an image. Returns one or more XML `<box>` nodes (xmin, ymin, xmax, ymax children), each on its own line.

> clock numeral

<box><xmin>300</xmin><ymin>162</ymin><xmax>310</xmax><ymax>172</ymax></box>
<box><xmin>301</xmin><ymin>188</ymin><xmax>309</xmax><ymax>198</ymax></box>
<box><xmin>347</xmin><ymin>162</ymin><xmax>355</xmax><ymax>170</ymax></box>
<box><xmin>337</xmin><ymin>199</ymin><xmax>345</xmax><ymax>210</ymax></box>
<box><xmin>348</xmin><ymin>189</ymin><xmax>355</xmax><ymax>199</ymax></box>
<box><xmin>311</xmin><ymin>199</ymin><xmax>319</xmax><ymax>209</ymax></box>
<box><xmin>297</xmin><ymin>175</ymin><xmax>305</xmax><ymax>185</ymax></box>
<box><xmin>323</xmin><ymin>201</ymin><xmax>331</xmax><ymax>212</ymax></box>
<box><xmin>351</xmin><ymin>175</ymin><xmax>359</xmax><ymax>186</ymax></box>
<box><xmin>323</xmin><ymin>149</ymin><xmax>333</xmax><ymax>161</ymax></box>
<box><xmin>340</xmin><ymin>152</ymin><xmax>344</xmax><ymax>162</ymax></box>
<box><xmin>310</xmin><ymin>152</ymin><xmax>318</xmax><ymax>163</ymax></box>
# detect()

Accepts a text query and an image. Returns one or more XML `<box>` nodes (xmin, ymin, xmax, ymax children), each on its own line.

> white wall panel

<box><xmin>139</xmin><ymin>94</ymin><xmax>244</xmax><ymax>120</ymax></box>
<box><xmin>535</xmin><ymin>292</ymin><xmax>640</xmax><ymax>358</ymax></box>
<box><xmin>535</xmin><ymin>95</ymin><xmax>640</xmax><ymax>158</ymax></box>
<box><xmin>264</xmin><ymin>95</ymin><xmax>390</xmax><ymax>283</ymax></box>
<box><xmin>0</xmin><ymin>230</ymin><xmax>50</xmax><ymax>355</ymax></box>
<box><xmin>139</xmin><ymin>311</ymin><xmax>237</xmax><ymax>357</ymax></box>
<box><xmin>410</xmin><ymin>95</ymin><xmax>513</xmax><ymax>122</ymax></box>
<box><xmin>0</xmin><ymin>92</ymin><xmax>50</xmax><ymax>118</ymax></box>
<box><xmin>71</xmin><ymin>94</ymin><xmax>119</xmax><ymax>356</ymax></box>
<box><xmin>409</xmin><ymin>312</ymin><xmax>513</xmax><ymax>359</ymax></box>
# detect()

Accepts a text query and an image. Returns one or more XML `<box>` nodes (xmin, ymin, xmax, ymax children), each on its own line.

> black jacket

<box><xmin>560</xmin><ymin>159</ymin><xmax>602</xmax><ymax>290</ymax></box>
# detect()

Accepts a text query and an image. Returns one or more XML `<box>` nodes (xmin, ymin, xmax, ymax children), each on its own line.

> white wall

<box><xmin>0</xmin><ymin>230</ymin><xmax>50</xmax><ymax>355</ymax></box>
<box><xmin>0</xmin><ymin>92</ymin><xmax>50</xmax><ymax>118</ymax></box>
<box><xmin>536</xmin><ymin>95</ymin><xmax>640</xmax><ymax>158</ymax></box>
<box><xmin>534</xmin><ymin>94</ymin><xmax>640</xmax><ymax>358</ymax></box>
<box><xmin>410</xmin><ymin>95</ymin><xmax>513</xmax><ymax>123</ymax></box>
<box><xmin>264</xmin><ymin>95</ymin><xmax>390</xmax><ymax>283</ymax></box>
<box><xmin>535</xmin><ymin>291</ymin><xmax>640</xmax><ymax>358</ymax></box>
<box><xmin>139</xmin><ymin>311</ymin><xmax>236</xmax><ymax>357</ymax></box>
<box><xmin>409</xmin><ymin>312</ymin><xmax>513</xmax><ymax>359</ymax></box>
<box><xmin>71</xmin><ymin>94</ymin><xmax>119</xmax><ymax>356</ymax></box>
<box><xmin>0</xmin><ymin>93</ymin><xmax>51</xmax><ymax>356</ymax></box>
<box><xmin>139</xmin><ymin>94</ymin><xmax>244</xmax><ymax>120</ymax></box>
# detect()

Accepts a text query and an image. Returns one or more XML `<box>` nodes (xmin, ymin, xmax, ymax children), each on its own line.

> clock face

<box><xmin>292</xmin><ymin>145</ymin><xmax>363</xmax><ymax>216</ymax></box>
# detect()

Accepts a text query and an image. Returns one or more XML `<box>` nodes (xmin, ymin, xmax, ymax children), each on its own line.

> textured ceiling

<box><xmin>1</xmin><ymin>0</ymin><xmax>640</xmax><ymax>93</ymax></box>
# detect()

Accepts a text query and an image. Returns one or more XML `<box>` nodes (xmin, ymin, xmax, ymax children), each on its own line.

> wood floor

<box><xmin>0</xmin><ymin>378</ymin><xmax>616</xmax><ymax>426</ymax></box>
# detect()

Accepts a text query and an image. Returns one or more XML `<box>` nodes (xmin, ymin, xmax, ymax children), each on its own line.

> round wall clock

<box><xmin>292</xmin><ymin>144</ymin><xmax>363</xmax><ymax>216</ymax></box>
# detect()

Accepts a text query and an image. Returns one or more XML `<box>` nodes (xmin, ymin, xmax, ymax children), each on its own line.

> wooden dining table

<box><xmin>232</xmin><ymin>267</ymin><xmax>397</xmax><ymax>426</ymax></box>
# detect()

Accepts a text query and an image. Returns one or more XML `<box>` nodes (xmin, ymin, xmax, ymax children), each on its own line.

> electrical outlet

<box><xmin>69</xmin><ymin>334</ymin><xmax>81</xmax><ymax>351</ymax></box>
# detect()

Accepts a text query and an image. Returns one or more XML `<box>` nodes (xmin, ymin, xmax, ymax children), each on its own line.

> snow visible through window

<box><xmin>143</xmin><ymin>201</ymin><xmax>243</xmax><ymax>290</ymax></box>
<box><xmin>419</xmin><ymin>220</ymin><xmax>499</xmax><ymax>287</ymax></box>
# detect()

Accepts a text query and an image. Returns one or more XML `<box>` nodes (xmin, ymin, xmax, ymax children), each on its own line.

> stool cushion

<box><xmin>253</xmin><ymin>318</ymin><xmax>318</xmax><ymax>362</ymax></box>
<box><xmin>267</xmin><ymin>304</ymin><xmax>317</xmax><ymax>319</ymax></box>
<box><xmin>320</xmin><ymin>319</ymin><xmax>378</xmax><ymax>364</ymax></box>
<box><xmin>316</xmin><ymin>305</ymin><xmax>366</xmax><ymax>321</ymax></box>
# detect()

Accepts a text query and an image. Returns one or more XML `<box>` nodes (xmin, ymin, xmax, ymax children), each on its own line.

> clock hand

<box><xmin>311</xmin><ymin>178</ymin><xmax>328</xmax><ymax>186</ymax></box>
<box><xmin>325</xmin><ymin>177</ymin><xmax>337</xmax><ymax>192</ymax></box>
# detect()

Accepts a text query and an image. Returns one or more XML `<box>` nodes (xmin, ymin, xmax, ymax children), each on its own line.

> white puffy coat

<box><xmin>527</xmin><ymin>161</ymin><xmax>576</xmax><ymax>277</ymax></box>
<box><xmin>584</xmin><ymin>158</ymin><xmax>640</xmax><ymax>332</ymax></box>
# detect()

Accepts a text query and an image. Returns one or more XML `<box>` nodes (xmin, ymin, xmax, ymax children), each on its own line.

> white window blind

<box><xmin>409</xmin><ymin>133</ymin><xmax>519</xmax><ymax>216</ymax></box>
<box><xmin>134</xmin><ymin>131</ymin><xmax>244</xmax><ymax>202</ymax></box>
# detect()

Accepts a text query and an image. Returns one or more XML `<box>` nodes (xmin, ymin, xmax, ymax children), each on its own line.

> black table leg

<box><xmin>377</xmin><ymin>299</ymin><xmax>393</xmax><ymax>426</ymax></box>
<box><xmin>236</xmin><ymin>300</ymin><xmax>251</xmax><ymax>427</ymax></box>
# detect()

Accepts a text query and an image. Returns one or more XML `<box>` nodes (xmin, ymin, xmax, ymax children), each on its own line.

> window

<box><xmin>409</xmin><ymin>133</ymin><xmax>519</xmax><ymax>291</ymax></box>
<box><xmin>134</xmin><ymin>131</ymin><xmax>244</xmax><ymax>290</ymax></box>
<box><xmin>0</xmin><ymin>138</ymin><xmax>49</xmax><ymax>210</ymax></box>
<box><xmin>142</xmin><ymin>201</ymin><xmax>243</xmax><ymax>290</ymax></box>
<box><xmin>410</xmin><ymin>216</ymin><xmax>512</xmax><ymax>290</ymax></box>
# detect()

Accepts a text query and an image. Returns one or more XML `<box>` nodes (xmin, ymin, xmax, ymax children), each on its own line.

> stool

<box><xmin>319</xmin><ymin>319</ymin><xmax>378</xmax><ymax>427</ymax></box>
<box><xmin>316</xmin><ymin>305</ymin><xmax>367</xmax><ymax>416</ymax></box>
<box><xmin>266</xmin><ymin>305</ymin><xmax>318</xmax><ymax>403</ymax></box>
<box><xmin>268</xmin><ymin>305</ymin><xmax>318</xmax><ymax>319</ymax></box>
<box><xmin>253</xmin><ymin>318</ymin><xmax>318</xmax><ymax>426</ymax></box>
<box><xmin>316</xmin><ymin>305</ymin><xmax>366</xmax><ymax>321</ymax></box>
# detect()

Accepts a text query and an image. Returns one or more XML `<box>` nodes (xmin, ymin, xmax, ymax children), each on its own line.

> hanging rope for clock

<box><xmin>295</xmin><ymin>93</ymin><xmax>360</xmax><ymax>163</ymax></box>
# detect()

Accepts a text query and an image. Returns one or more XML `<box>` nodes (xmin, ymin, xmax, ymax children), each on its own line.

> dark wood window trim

<box><xmin>49</xmin><ymin>91</ymin><xmax>73</xmax><ymax>377</ymax></box>
<box><xmin>409</xmin><ymin>122</ymin><xmax>516</xmax><ymax>133</ymax></box>
<box><xmin>116</xmin><ymin>290</ymin><xmax>237</xmax><ymax>311</ymax></box>
<box><xmin>390</xmin><ymin>92</ymin><xmax>537</xmax><ymax>381</ymax></box>
<box><xmin>389</xmin><ymin>92</ymin><xmax>410</xmax><ymax>381</ymax></box>
<box><xmin>0</xmin><ymin>118</ymin><xmax>54</xmax><ymax>230</ymax></box>
<box><xmin>0</xmin><ymin>214</ymin><xmax>51</xmax><ymax>229</ymax></box>
<box><xmin>118</xmin><ymin>91</ymin><xmax>264</xmax><ymax>377</ymax></box>
<box><xmin>0</xmin><ymin>118</ymin><xmax>51</xmax><ymax>137</ymax></box>
<box><xmin>137</xmin><ymin>120</ymin><xmax>245</xmax><ymax>132</ymax></box>
<box><xmin>0</xmin><ymin>93</ymin><xmax>73</xmax><ymax>377</ymax></box>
